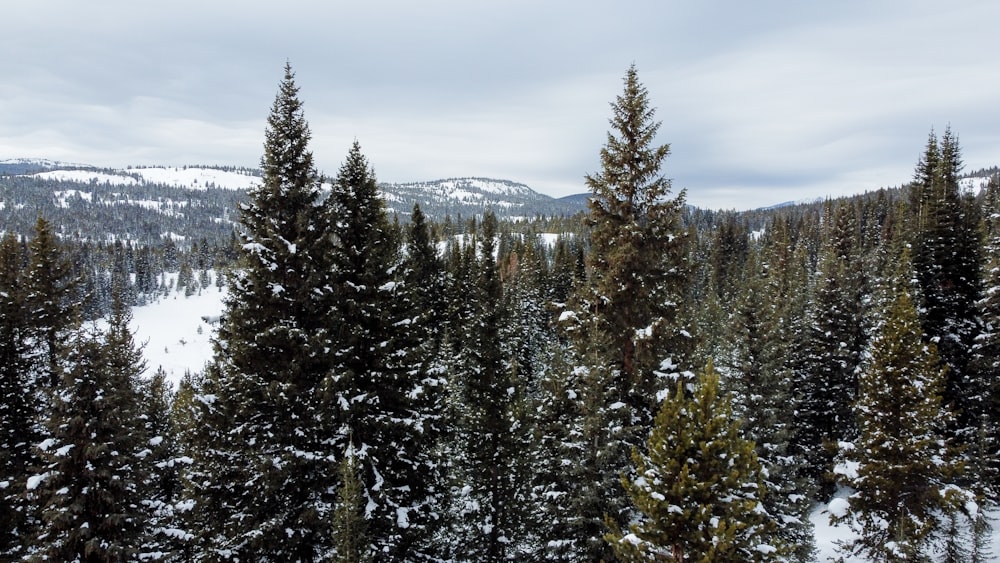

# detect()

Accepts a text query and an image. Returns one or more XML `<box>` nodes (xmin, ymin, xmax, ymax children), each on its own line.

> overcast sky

<box><xmin>2</xmin><ymin>1</ymin><xmax>998</xmax><ymax>209</ymax></box>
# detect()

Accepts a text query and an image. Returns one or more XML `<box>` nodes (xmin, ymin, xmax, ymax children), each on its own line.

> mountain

<box><xmin>0</xmin><ymin>161</ymin><xmax>588</xmax><ymax>245</ymax></box>
<box><xmin>382</xmin><ymin>177</ymin><xmax>586</xmax><ymax>219</ymax></box>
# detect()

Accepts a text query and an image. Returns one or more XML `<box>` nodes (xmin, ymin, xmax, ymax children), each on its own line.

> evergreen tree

<box><xmin>795</xmin><ymin>201</ymin><xmax>867</xmax><ymax>495</ymax></box>
<box><xmin>0</xmin><ymin>232</ymin><xmax>34</xmax><ymax>559</ymax></box>
<box><xmin>721</xmin><ymin>245</ymin><xmax>816</xmax><ymax>561</ymax></box>
<box><xmin>27</xmin><ymin>295</ymin><xmax>148</xmax><ymax>561</ymax></box>
<box><xmin>580</xmin><ymin>63</ymin><xmax>693</xmax><ymax>422</ymax></box>
<box><xmin>973</xmin><ymin>173</ymin><xmax>1000</xmax><ymax>495</ymax></box>
<box><xmin>24</xmin><ymin>216</ymin><xmax>80</xmax><ymax>388</ymax></box>
<box><xmin>442</xmin><ymin>213</ymin><xmax>534</xmax><ymax>562</ymax></box>
<box><xmin>136</xmin><ymin>367</ymin><xmax>189</xmax><ymax>560</ymax></box>
<box><xmin>325</xmin><ymin>141</ymin><xmax>441</xmax><ymax>559</ymax></box>
<box><xmin>909</xmin><ymin>127</ymin><xmax>984</xmax><ymax>438</ymax></box>
<box><xmin>330</xmin><ymin>450</ymin><xmax>370</xmax><ymax>563</ymax></box>
<box><xmin>188</xmin><ymin>63</ymin><xmax>337</xmax><ymax>560</ymax></box>
<box><xmin>606</xmin><ymin>361</ymin><xmax>782</xmax><ymax>561</ymax></box>
<box><xmin>833</xmin><ymin>252</ymin><xmax>968</xmax><ymax>561</ymax></box>
<box><xmin>546</xmin><ymin>64</ymin><xmax>693</xmax><ymax>559</ymax></box>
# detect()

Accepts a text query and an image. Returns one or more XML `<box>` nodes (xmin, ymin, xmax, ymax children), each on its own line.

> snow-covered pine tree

<box><xmin>795</xmin><ymin>201</ymin><xmax>867</xmax><ymax>496</ymax></box>
<box><xmin>833</xmin><ymin>249</ymin><xmax>968</xmax><ymax>561</ymax></box>
<box><xmin>136</xmin><ymin>367</ymin><xmax>189</xmax><ymax>560</ymax></box>
<box><xmin>27</xmin><ymin>292</ymin><xmax>148</xmax><ymax>561</ymax></box>
<box><xmin>721</xmin><ymin>244</ymin><xmax>816</xmax><ymax>561</ymax></box>
<box><xmin>443</xmin><ymin>213</ymin><xmax>534</xmax><ymax>562</ymax></box>
<box><xmin>187</xmin><ymin>63</ymin><xmax>337</xmax><ymax>560</ymax></box>
<box><xmin>547</xmin><ymin>63</ymin><xmax>693</xmax><ymax>560</ymax></box>
<box><xmin>24</xmin><ymin>216</ymin><xmax>81</xmax><ymax>389</ymax></box>
<box><xmin>972</xmin><ymin>173</ymin><xmax>1000</xmax><ymax>496</ymax></box>
<box><xmin>909</xmin><ymin>128</ymin><xmax>984</xmax><ymax>440</ymax></box>
<box><xmin>331</xmin><ymin>449</ymin><xmax>370</xmax><ymax>563</ymax></box>
<box><xmin>0</xmin><ymin>232</ymin><xmax>35</xmax><ymax>559</ymax></box>
<box><xmin>325</xmin><ymin>141</ymin><xmax>441</xmax><ymax>559</ymax></box>
<box><xmin>606</xmin><ymin>360</ymin><xmax>782</xmax><ymax>561</ymax></box>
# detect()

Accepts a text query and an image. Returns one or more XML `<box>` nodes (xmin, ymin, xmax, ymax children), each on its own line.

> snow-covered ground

<box><xmin>30</xmin><ymin>166</ymin><xmax>258</xmax><ymax>191</ymax></box>
<box><xmin>129</xmin><ymin>284</ymin><xmax>225</xmax><ymax>387</ymax></box>
<box><xmin>810</xmin><ymin>489</ymin><xmax>1000</xmax><ymax>561</ymax></box>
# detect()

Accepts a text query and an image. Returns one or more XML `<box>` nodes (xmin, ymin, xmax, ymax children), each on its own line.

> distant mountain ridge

<box><xmin>0</xmin><ymin>159</ymin><xmax>589</xmax><ymax>245</ymax></box>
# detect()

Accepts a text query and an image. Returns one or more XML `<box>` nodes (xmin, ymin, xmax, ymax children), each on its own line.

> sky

<box><xmin>2</xmin><ymin>1</ymin><xmax>998</xmax><ymax>210</ymax></box>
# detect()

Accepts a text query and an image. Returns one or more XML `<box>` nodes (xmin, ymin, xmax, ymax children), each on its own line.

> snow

<box><xmin>30</xmin><ymin>166</ymin><xmax>258</xmax><ymax>191</ymax></box>
<box><xmin>35</xmin><ymin>170</ymin><xmax>139</xmax><ymax>186</ymax></box>
<box><xmin>128</xmin><ymin>283</ymin><xmax>226</xmax><ymax>387</ymax></box>
<box><xmin>810</xmin><ymin>490</ymin><xmax>1000</xmax><ymax>561</ymax></box>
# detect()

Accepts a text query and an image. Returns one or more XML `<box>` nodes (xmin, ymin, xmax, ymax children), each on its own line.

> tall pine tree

<box><xmin>187</xmin><ymin>63</ymin><xmax>337</xmax><ymax>560</ymax></box>
<box><xmin>545</xmin><ymin>63</ymin><xmax>693</xmax><ymax>560</ymax></box>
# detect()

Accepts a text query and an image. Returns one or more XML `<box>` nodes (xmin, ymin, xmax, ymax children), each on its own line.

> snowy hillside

<box><xmin>2</xmin><ymin>160</ymin><xmax>587</xmax><ymax>222</ymax></box>
<box><xmin>31</xmin><ymin>165</ymin><xmax>258</xmax><ymax>191</ymax></box>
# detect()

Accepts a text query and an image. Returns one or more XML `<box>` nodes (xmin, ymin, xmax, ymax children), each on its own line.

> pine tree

<box><xmin>24</xmin><ymin>216</ymin><xmax>81</xmax><ymax>388</ymax></box>
<box><xmin>188</xmin><ymin>63</ymin><xmax>337</xmax><ymax>560</ymax></box>
<box><xmin>443</xmin><ymin>213</ymin><xmax>534</xmax><ymax>562</ymax></box>
<box><xmin>0</xmin><ymin>232</ymin><xmax>35</xmax><ymax>559</ymax></box>
<box><xmin>721</xmin><ymin>245</ymin><xmax>816</xmax><ymax>561</ymax></box>
<box><xmin>580</xmin><ymin>63</ymin><xmax>693</xmax><ymax>422</ymax></box>
<box><xmin>909</xmin><ymin>127</ymin><xmax>984</xmax><ymax>438</ymax></box>
<box><xmin>833</xmin><ymin>251</ymin><xmax>968</xmax><ymax>561</ymax></box>
<box><xmin>606</xmin><ymin>361</ymin><xmax>782</xmax><ymax>561</ymax></box>
<box><xmin>972</xmin><ymin>173</ymin><xmax>1000</xmax><ymax>495</ymax></box>
<box><xmin>330</xmin><ymin>450</ymin><xmax>370</xmax><ymax>563</ymax></box>
<box><xmin>136</xmin><ymin>367</ymin><xmax>189</xmax><ymax>560</ymax></box>
<box><xmin>324</xmin><ymin>142</ymin><xmax>444</xmax><ymax>559</ymax></box>
<box><xmin>547</xmin><ymin>64</ymin><xmax>693</xmax><ymax>559</ymax></box>
<box><xmin>795</xmin><ymin>201</ymin><xmax>867</xmax><ymax>495</ymax></box>
<box><xmin>27</xmin><ymin>294</ymin><xmax>148</xmax><ymax>561</ymax></box>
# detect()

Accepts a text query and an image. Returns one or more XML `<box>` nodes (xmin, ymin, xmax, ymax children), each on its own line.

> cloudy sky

<box><xmin>2</xmin><ymin>1</ymin><xmax>998</xmax><ymax>209</ymax></box>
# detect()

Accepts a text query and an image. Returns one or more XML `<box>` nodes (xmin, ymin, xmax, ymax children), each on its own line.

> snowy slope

<box><xmin>30</xmin><ymin>166</ymin><xmax>258</xmax><ymax>191</ymax></box>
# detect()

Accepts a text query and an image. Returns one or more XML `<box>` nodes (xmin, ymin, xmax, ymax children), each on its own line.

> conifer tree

<box><xmin>795</xmin><ymin>201</ymin><xmax>867</xmax><ymax>495</ymax></box>
<box><xmin>136</xmin><ymin>367</ymin><xmax>188</xmax><ymax>560</ymax></box>
<box><xmin>331</xmin><ymin>450</ymin><xmax>370</xmax><ymax>563</ymax></box>
<box><xmin>0</xmin><ymin>232</ymin><xmax>34</xmax><ymax>559</ymax></box>
<box><xmin>833</xmin><ymin>251</ymin><xmax>968</xmax><ymax>561</ymax></box>
<box><xmin>973</xmin><ymin>174</ymin><xmax>1000</xmax><ymax>494</ymax></box>
<box><xmin>27</xmin><ymin>294</ymin><xmax>147</xmax><ymax>561</ymax></box>
<box><xmin>909</xmin><ymin>127</ymin><xmax>984</xmax><ymax>438</ymax></box>
<box><xmin>580</xmin><ymin>63</ymin><xmax>692</xmax><ymax>422</ymax></box>
<box><xmin>721</xmin><ymin>245</ymin><xmax>816</xmax><ymax>561</ymax></box>
<box><xmin>188</xmin><ymin>63</ymin><xmax>337</xmax><ymax>560</ymax></box>
<box><xmin>606</xmin><ymin>361</ymin><xmax>782</xmax><ymax>561</ymax></box>
<box><xmin>325</xmin><ymin>142</ymin><xmax>443</xmax><ymax>559</ymax></box>
<box><xmin>443</xmin><ymin>213</ymin><xmax>533</xmax><ymax>562</ymax></box>
<box><xmin>24</xmin><ymin>216</ymin><xmax>80</xmax><ymax>388</ymax></box>
<box><xmin>549</xmin><ymin>63</ymin><xmax>692</xmax><ymax>559</ymax></box>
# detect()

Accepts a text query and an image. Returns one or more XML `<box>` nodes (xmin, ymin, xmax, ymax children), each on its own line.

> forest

<box><xmin>1</xmin><ymin>63</ymin><xmax>999</xmax><ymax>561</ymax></box>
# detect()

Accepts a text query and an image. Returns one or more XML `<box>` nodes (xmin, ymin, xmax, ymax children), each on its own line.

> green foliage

<box><xmin>607</xmin><ymin>361</ymin><xmax>782</xmax><ymax>562</ymax></box>
<box><xmin>330</xmin><ymin>452</ymin><xmax>371</xmax><ymax>563</ymax></box>
<box><xmin>28</xmin><ymin>299</ymin><xmax>147</xmax><ymax>561</ymax></box>
<box><xmin>834</xmin><ymin>255</ymin><xmax>968</xmax><ymax>560</ymax></box>
<box><xmin>188</xmin><ymin>63</ymin><xmax>337</xmax><ymax>560</ymax></box>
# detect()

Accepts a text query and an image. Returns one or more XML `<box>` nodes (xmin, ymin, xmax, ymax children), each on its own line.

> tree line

<box><xmin>2</xmin><ymin>63</ymin><xmax>999</xmax><ymax>561</ymax></box>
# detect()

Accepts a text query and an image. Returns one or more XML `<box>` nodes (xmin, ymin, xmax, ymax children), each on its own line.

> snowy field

<box><xmin>122</xmin><ymin>282</ymin><xmax>1000</xmax><ymax>560</ymax></box>
<box><xmin>128</xmin><ymin>284</ymin><xmax>225</xmax><ymax>387</ymax></box>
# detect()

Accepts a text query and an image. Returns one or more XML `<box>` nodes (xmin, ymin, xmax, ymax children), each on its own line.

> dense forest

<box><xmin>1</xmin><ymin>63</ymin><xmax>999</xmax><ymax>561</ymax></box>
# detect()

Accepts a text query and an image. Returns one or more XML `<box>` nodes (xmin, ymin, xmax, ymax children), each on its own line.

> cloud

<box><xmin>2</xmin><ymin>1</ymin><xmax>999</xmax><ymax>209</ymax></box>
